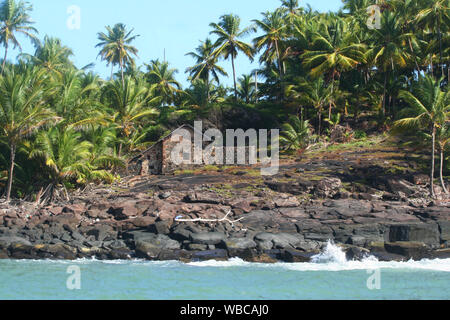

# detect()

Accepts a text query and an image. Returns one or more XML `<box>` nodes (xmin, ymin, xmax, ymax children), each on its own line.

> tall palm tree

<box><xmin>185</xmin><ymin>38</ymin><xmax>228</xmax><ymax>101</ymax></box>
<box><xmin>146</xmin><ymin>59</ymin><xmax>182</xmax><ymax>106</ymax></box>
<box><xmin>21</xmin><ymin>36</ymin><xmax>74</xmax><ymax>77</ymax></box>
<box><xmin>436</xmin><ymin>123</ymin><xmax>450</xmax><ymax>193</ymax></box>
<box><xmin>209</xmin><ymin>14</ymin><xmax>255</xmax><ymax>100</ymax></box>
<box><xmin>96</xmin><ymin>23</ymin><xmax>139</xmax><ymax>85</ymax></box>
<box><xmin>0</xmin><ymin>67</ymin><xmax>57</xmax><ymax>201</ymax></box>
<box><xmin>237</xmin><ymin>74</ymin><xmax>256</xmax><ymax>103</ymax></box>
<box><xmin>415</xmin><ymin>0</ymin><xmax>450</xmax><ymax>77</ymax></box>
<box><xmin>368</xmin><ymin>11</ymin><xmax>412</xmax><ymax>116</ymax></box>
<box><xmin>253</xmin><ymin>9</ymin><xmax>287</xmax><ymax>87</ymax></box>
<box><xmin>185</xmin><ymin>39</ymin><xmax>228</xmax><ymax>85</ymax></box>
<box><xmin>394</xmin><ymin>75</ymin><xmax>450</xmax><ymax>198</ymax></box>
<box><xmin>302</xmin><ymin>14</ymin><xmax>366</xmax><ymax>117</ymax></box>
<box><xmin>0</xmin><ymin>0</ymin><xmax>38</xmax><ymax>74</ymax></box>
<box><xmin>102</xmin><ymin>76</ymin><xmax>159</xmax><ymax>157</ymax></box>
<box><xmin>286</xmin><ymin>76</ymin><xmax>333</xmax><ymax>136</ymax></box>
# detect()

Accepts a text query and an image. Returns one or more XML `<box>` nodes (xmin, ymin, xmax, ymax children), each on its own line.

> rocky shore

<box><xmin>1</xmin><ymin>173</ymin><xmax>449</xmax><ymax>263</ymax></box>
<box><xmin>1</xmin><ymin>139</ymin><xmax>449</xmax><ymax>263</ymax></box>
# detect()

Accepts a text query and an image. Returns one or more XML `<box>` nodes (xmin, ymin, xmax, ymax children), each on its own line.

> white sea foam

<box><xmin>6</xmin><ymin>241</ymin><xmax>450</xmax><ymax>272</ymax></box>
<box><xmin>184</xmin><ymin>241</ymin><xmax>450</xmax><ymax>272</ymax></box>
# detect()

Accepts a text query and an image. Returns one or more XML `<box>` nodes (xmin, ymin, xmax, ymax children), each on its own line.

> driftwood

<box><xmin>175</xmin><ymin>209</ymin><xmax>244</xmax><ymax>227</ymax></box>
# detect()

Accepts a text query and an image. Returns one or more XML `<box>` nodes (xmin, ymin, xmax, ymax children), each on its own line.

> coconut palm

<box><xmin>280</xmin><ymin>116</ymin><xmax>311</xmax><ymax>152</ymax></box>
<box><xmin>20</xmin><ymin>36</ymin><xmax>74</xmax><ymax>77</ymax></box>
<box><xmin>96</xmin><ymin>23</ymin><xmax>139</xmax><ymax>85</ymax></box>
<box><xmin>209</xmin><ymin>14</ymin><xmax>255</xmax><ymax>99</ymax></box>
<box><xmin>101</xmin><ymin>76</ymin><xmax>159</xmax><ymax>157</ymax></box>
<box><xmin>394</xmin><ymin>75</ymin><xmax>450</xmax><ymax>198</ymax></box>
<box><xmin>29</xmin><ymin>127</ymin><xmax>115</xmax><ymax>201</ymax></box>
<box><xmin>0</xmin><ymin>66</ymin><xmax>57</xmax><ymax>201</ymax></box>
<box><xmin>367</xmin><ymin>11</ymin><xmax>413</xmax><ymax>116</ymax></box>
<box><xmin>415</xmin><ymin>0</ymin><xmax>450</xmax><ymax>77</ymax></box>
<box><xmin>301</xmin><ymin>14</ymin><xmax>365</xmax><ymax>118</ymax></box>
<box><xmin>436</xmin><ymin>123</ymin><xmax>450</xmax><ymax>193</ymax></box>
<box><xmin>0</xmin><ymin>0</ymin><xmax>38</xmax><ymax>74</ymax></box>
<box><xmin>286</xmin><ymin>76</ymin><xmax>333</xmax><ymax>136</ymax></box>
<box><xmin>237</xmin><ymin>74</ymin><xmax>256</xmax><ymax>103</ymax></box>
<box><xmin>145</xmin><ymin>59</ymin><xmax>182</xmax><ymax>106</ymax></box>
<box><xmin>185</xmin><ymin>38</ymin><xmax>228</xmax><ymax>86</ymax></box>
<box><xmin>253</xmin><ymin>9</ymin><xmax>287</xmax><ymax>86</ymax></box>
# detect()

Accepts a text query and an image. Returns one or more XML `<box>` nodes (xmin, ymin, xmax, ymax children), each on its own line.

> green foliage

<box><xmin>280</xmin><ymin>116</ymin><xmax>311</xmax><ymax>152</ymax></box>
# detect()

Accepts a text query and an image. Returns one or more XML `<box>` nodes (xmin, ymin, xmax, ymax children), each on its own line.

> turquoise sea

<box><xmin>0</xmin><ymin>243</ymin><xmax>449</xmax><ymax>300</ymax></box>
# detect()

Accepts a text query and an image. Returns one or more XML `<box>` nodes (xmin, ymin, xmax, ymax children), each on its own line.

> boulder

<box><xmin>135</xmin><ymin>234</ymin><xmax>181</xmax><ymax>259</ymax></box>
<box><xmin>190</xmin><ymin>232</ymin><xmax>226</xmax><ymax>245</ymax></box>
<box><xmin>388</xmin><ymin>223</ymin><xmax>440</xmax><ymax>246</ymax></box>
<box><xmin>282</xmin><ymin>250</ymin><xmax>315</xmax><ymax>263</ymax></box>
<box><xmin>192</xmin><ymin>249</ymin><xmax>228</xmax><ymax>261</ymax></box>
<box><xmin>384</xmin><ymin>242</ymin><xmax>432</xmax><ymax>260</ymax></box>
<box><xmin>314</xmin><ymin>178</ymin><xmax>342</xmax><ymax>198</ymax></box>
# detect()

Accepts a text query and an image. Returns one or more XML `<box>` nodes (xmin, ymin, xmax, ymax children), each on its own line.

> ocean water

<box><xmin>0</xmin><ymin>242</ymin><xmax>449</xmax><ymax>300</ymax></box>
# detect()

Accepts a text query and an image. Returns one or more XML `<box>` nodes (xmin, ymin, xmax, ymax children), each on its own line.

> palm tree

<box><xmin>146</xmin><ymin>59</ymin><xmax>182</xmax><ymax>106</ymax></box>
<box><xmin>368</xmin><ymin>11</ymin><xmax>413</xmax><ymax>116</ymax></box>
<box><xmin>302</xmin><ymin>14</ymin><xmax>366</xmax><ymax>117</ymax></box>
<box><xmin>21</xmin><ymin>36</ymin><xmax>74</xmax><ymax>76</ymax></box>
<box><xmin>101</xmin><ymin>76</ymin><xmax>159</xmax><ymax>157</ymax></box>
<box><xmin>436</xmin><ymin>123</ymin><xmax>450</xmax><ymax>194</ymax></box>
<box><xmin>209</xmin><ymin>14</ymin><xmax>255</xmax><ymax>99</ymax></box>
<box><xmin>415</xmin><ymin>0</ymin><xmax>450</xmax><ymax>77</ymax></box>
<box><xmin>185</xmin><ymin>39</ymin><xmax>228</xmax><ymax>85</ymax></box>
<box><xmin>29</xmin><ymin>127</ymin><xmax>115</xmax><ymax>201</ymax></box>
<box><xmin>280</xmin><ymin>0</ymin><xmax>303</xmax><ymax>27</ymax></box>
<box><xmin>0</xmin><ymin>0</ymin><xmax>38</xmax><ymax>74</ymax></box>
<box><xmin>237</xmin><ymin>74</ymin><xmax>256</xmax><ymax>103</ymax></box>
<box><xmin>286</xmin><ymin>76</ymin><xmax>333</xmax><ymax>136</ymax></box>
<box><xmin>253</xmin><ymin>9</ymin><xmax>287</xmax><ymax>88</ymax></box>
<box><xmin>394</xmin><ymin>75</ymin><xmax>450</xmax><ymax>198</ymax></box>
<box><xmin>0</xmin><ymin>67</ymin><xmax>57</xmax><ymax>201</ymax></box>
<box><xmin>280</xmin><ymin>116</ymin><xmax>311</xmax><ymax>152</ymax></box>
<box><xmin>96</xmin><ymin>23</ymin><xmax>139</xmax><ymax>85</ymax></box>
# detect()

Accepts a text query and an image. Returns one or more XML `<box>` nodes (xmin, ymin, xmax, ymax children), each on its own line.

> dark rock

<box><xmin>190</xmin><ymin>232</ymin><xmax>226</xmax><ymax>245</ymax></box>
<box><xmin>314</xmin><ymin>178</ymin><xmax>342</xmax><ymax>198</ymax></box>
<box><xmin>135</xmin><ymin>234</ymin><xmax>181</xmax><ymax>259</ymax></box>
<box><xmin>282</xmin><ymin>250</ymin><xmax>315</xmax><ymax>263</ymax></box>
<box><xmin>388</xmin><ymin>223</ymin><xmax>440</xmax><ymax>246</ymax></box>
<box><xmin>438</xmin><ymin>221</ymin><xmax>450</xmax><ymax>243</ymax></box>
<box><xmin>192</xmin><ymin>249</ymin><xmax>228</xmax><ymax>261</ymax></box>
<box><xmin>384</xmin><ymin>242</ymin><xmax>431</xmax><ymax>260</ymax></box>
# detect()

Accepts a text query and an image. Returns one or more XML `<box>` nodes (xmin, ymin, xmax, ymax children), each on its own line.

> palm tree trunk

<box><xmin>275</xmin><ymin>40</ymin><xmax>284</xmax><ymax>101</ymax></box>
<box><xmin>231</xmin><ymin>54</ymin><xmax>237</xmax><ymax>101</ymax></box>
<box><xmin>2</xmin><ymin>44</ymin><xmax>9</xmax><ymax>75</ymax></box>
<box><xmin>120</xmin><ymin>59</ymin><xmax>125</xmax><ymax>87</ymax></box>
<box><xmin>6</xmin><ymin>143</ymin><xmax>16</xmax><ymax>202</ymax></box>
<box><xmin>382</xmin><ymin>72</ymin><xmax>387</xmax><ymax>116</ymax></box>
<box><xmin>440</xmin><ymin>148</ymin><xmax>448</xmax><ymax>194</ymax></box>
<box><xmin>438</xmin><ymin>20</ymin><xmax>444</xmax><ymax>77</ymax></box>
<box><xmin>431</xmin><ymin>126</ymin><xmax>436</xmax><ymax>198</ymax></box>
<box><xmin>110</xmin><ymin>65</ymin><xmax>114</xmax><ymax>80</ymax></box>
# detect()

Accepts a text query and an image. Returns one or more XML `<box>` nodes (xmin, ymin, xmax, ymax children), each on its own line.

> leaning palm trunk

<box><xmin>1</xmin><ymin>45</ymin><xmax>9</xmax><ymax>75</ymax></box>
<box><xmin>231</xmin><ymin>54</ymin><xmax>237</xmax><ymax>100</ymax></box>
<box><xmin>431</xmin><ymin>126</ymin><xmax>436</xmax><ymax>198</ymax></box>
<box><xmin>5</xmin><ymin>143</ymin><xmax>16</xmax><ymax>202</ymax></box>
<box><xmin>440</xmin><ymin>148</ymin><xmax>448</xmax><ymax>194</ymax></box>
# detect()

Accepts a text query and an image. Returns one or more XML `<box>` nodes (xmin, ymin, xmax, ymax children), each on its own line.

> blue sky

<box><xmin>9</xmin><ymin>0</ymin><xmax>343</xmax><ymax>87</ymax></box>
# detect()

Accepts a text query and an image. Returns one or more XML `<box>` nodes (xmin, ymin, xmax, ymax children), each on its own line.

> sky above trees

<box><xmin>8</xmin><ymin>0</ymin><xmax>342</xmax><ymax>87</ymax></box>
